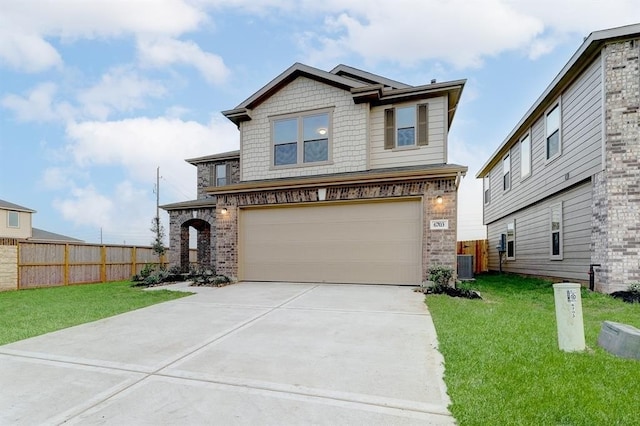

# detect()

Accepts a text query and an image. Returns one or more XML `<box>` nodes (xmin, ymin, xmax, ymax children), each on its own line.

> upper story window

<box><xmin>272</xmin><ymin>110</ymin><xmax>330</xmax><ymax>167</ymax></box>
<box><xmin>546</xmin><ymin>103</ymin><xmax>561</xmax><ymax>160</ymax></box>
<box><xmin>550</xmin><ymin>202</ymin><xmax>563</xmax><ymax>260</ymax></box>
<box><xmin>484</xmin><ymin>176</ymin><xmax>490</xmax><ymax>205</ymax></box>
<box><xmin>503</xmin><ymin>153</ymin><xmax>511</xmax><ymax>191</ymax></box>
<box><xmin>384</xmin><ymin>104</ymin><xmax>428</xmax><ymax>149</ymax></box>
<box><xmin>214</xmin><ymin>164</ymin><xmax>227</xmax><ymax>186</ymax></box>
<box><xmin>520</xmin><ymin>134</ymin><xmax>531</xmax><ymax>179</ymax></box>
<box><xmin>7</xmin><ymin>211</ymin><xmax>19</xmax><ymax>228</ymax></box>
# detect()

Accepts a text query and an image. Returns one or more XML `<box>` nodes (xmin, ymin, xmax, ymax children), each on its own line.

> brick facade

<box><xmin>215</xmin><ymin>178</ymin><xmax>458</xmax><ymax>282</ymax></box>
<box><xmin>167</xmin><ymin>158</ymin><xmax>240</xmax><ymax>271</ymax></box>
<box><xmin>591</xmin><ymin>38</ymin><xmax>640</xmax><ymax>292</ymax></box>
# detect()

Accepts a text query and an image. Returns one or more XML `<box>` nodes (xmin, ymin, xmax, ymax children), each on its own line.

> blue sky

<box><xmin>1</xmin><ymin>0</ymin><xmax>639</xmax><ymax>245</ymax></box>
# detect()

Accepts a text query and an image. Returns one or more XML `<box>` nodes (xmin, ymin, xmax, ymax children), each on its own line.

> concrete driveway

<box><xmin>0</xmin><ymin>282</ymin><xmax>454</xmax><ymax>425</ymax></box>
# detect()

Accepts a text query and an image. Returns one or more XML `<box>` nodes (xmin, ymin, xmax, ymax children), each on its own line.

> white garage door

<box><xmin>239</xmin><ymin>199</ymin><xmax>422</xmax><ymax>285</ymax></box>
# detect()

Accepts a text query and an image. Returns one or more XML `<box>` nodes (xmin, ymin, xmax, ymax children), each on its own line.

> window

<box><xmin>215</xmin><ymin>164</ymin><xmax>227</xmax><ymax>186</ymax></box>
<box><xmin>503</xmin><ymin>153</ymin><xmax>511</xmax><ymax>191</ymax></box>
<box><xmin>484</xmin><ymin>176</ymin><xmax>490</xmax><ymax>204</ymax></box>
<box><xmin>384</xmin><ymin>104</ymin><xmax>428</xmax><ymax>149</ymax></box>
<box><xmin>520</xmin><ymin>134</ymin><xmax>531</xmax><ymax>179</ymax></box>
<box><xmin>506</xmin><ymin>221</ymin><xmax>515</xmax><ymax>260</ymax></box>
<box><xmin>550</xmin><ymin>203</ymin><xmax>563</xmax><ymax>259</ymax></box>
<box><xmin>546</xmin><ymin>103</ymin><xmax>561</xmax><ymax>160</ymax></box>
<box><xmin>272</xmin><ymin>111</ymin><xmax>330</xmax><ymax>167</ymax></box>
<box><xmin>7</xmin><ymin>211</ymin><xmax>19</xmax><ymax>228</ymax></box>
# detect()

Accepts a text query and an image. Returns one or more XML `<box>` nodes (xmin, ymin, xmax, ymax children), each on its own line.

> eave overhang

<box><xmin>205</xmin><ymin>164</ymin><xmax>468</xmax><ymax>196</ymax></box>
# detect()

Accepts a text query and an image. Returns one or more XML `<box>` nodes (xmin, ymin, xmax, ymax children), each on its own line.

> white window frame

<box><xmin>395</xmin><ymin>105</ymin><xmax>416</xmax><ymax>148</ymax></box>
<box><xmin>506</xmin><ymin>220</ymin><xmax>515</xmax><ymax>260</ymax></box>
<box><xmin>550</xmin><ymin>202</ymin><xmax>563</xmax><ymax>260</ymax></box>
<box><xmin>7</xmin><ymin>211</ymin><xmax>19</xmax><ymax>228</ymax></box>
<box><xmin>270</xmin><ymin>108</ymin><xmax>332</xmax><ymax>169</ymax></box>
<box><xmin>545</xmin><ymin>100</ymin><xmax>562</xmax><ymax>162</ymax></box>
<box><xmin>503</xmin><ymin>152</ymin><xmax>511</xmax><ymax>191</ymax></box>
<box><xmin>214</xmin><ymin>164</ymin><xmax>227</xmax><ymax>186</ymax></box>
<box><xmin>520</xmin><ymin>133</ymin><xmax>531</xmax><ymax>179</ymax></box>
<box><xmin>484</xmin><ymin>175</ymin><xmax>490</xmax><ymax>205</ymax></box>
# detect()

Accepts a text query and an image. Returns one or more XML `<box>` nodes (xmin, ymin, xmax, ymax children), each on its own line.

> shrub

<box><xmin>427</xmin><ymin>265</ymin><xmax>454</xmax><ymax>289</ymax></box>
<box><xmin>628</xmin><ymin>282</ymin><xmax>640</xmax><ymax>294</ymax></box>
<box><xmin>140</xmin><ymin>263</ymin><xmax>156</xmax><ymax>279</ymax></box>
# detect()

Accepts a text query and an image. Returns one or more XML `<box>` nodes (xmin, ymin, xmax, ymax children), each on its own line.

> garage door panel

<box><xmin>240</xmin><ymin>200</ymin><xmax>422</xmax><ymax>285</ymax></box>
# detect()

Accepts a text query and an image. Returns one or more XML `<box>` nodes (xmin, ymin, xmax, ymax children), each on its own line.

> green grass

<box><xmin>0</xmin><ymin>281</ymin><xmax>190</xmax><ymax>345</ymax></box>
<box><xmin>427</xmin><ymin>273</ymin><xmax>640</xmax><ymax>426</ymax></box>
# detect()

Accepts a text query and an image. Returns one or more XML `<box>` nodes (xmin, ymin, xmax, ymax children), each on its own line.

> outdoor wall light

<box><xmin>436</xmin><ymin>195</ymin><xmax>443</xmax><ymax>205</ymax></box>
<box><xmin>220</xmin><ymin>208</ymin><xmax>228</xmax><ymax>215</ymax></box>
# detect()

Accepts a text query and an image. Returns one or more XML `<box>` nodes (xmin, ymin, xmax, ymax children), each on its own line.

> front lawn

<box><xmin>427</xmin><ymin>273</ymin><xmax>640</xmax><ymax>425</ymax></box>
<box><xmin>0</xmin><ymin>281</ymin><xmax>190</xmax><ymax>345</ymax></box>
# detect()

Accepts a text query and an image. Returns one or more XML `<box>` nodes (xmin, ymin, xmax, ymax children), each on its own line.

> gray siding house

<box><xmin>477</xmin><ymin>24</ymin><xmax>640</xmax><ymax>293</ymax></box>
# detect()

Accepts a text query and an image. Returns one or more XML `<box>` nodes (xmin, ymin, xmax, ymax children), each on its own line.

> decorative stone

<box><xmin>598</xmin><ymin>321</ymin><xmax>640</xmax><ymax>360</ymax></box>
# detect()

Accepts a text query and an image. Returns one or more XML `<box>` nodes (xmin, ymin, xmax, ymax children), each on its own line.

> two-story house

<box><xmin>477</xmin><ymin>24</ymin><xmax>640</xmax><ymax>293</ymax></box>
<box><xmin>0</xmin><ymin>199</ymin><xmax>35</xmax><ymax>241</ymax></box>
<box><xmin>163</xmin><ymin>63</ymin><xmax>467</xmax><ymax>285</ymax></box>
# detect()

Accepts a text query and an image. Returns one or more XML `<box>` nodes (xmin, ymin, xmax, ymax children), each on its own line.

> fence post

<box><xmin>131</xmin><ymin>246</ymin><xmax>137</xmax><ymax>277</ymax></box>
<box><xmin>16</xmin><ymin>242</ymin><xmax>21</xmax><ymax>290</ymax></box>
<box><xmin>64</xmin><ymin>243</ymin><xmax>69</xmax><ymax>285</ymax></box>
<box><xmin>100</xmin><ymin>245</ymin><xmax>106</xmax><ymax>283</ymax></box>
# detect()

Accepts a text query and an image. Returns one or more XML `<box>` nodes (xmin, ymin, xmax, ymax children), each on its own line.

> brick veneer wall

<box><xmin>168</xmin><ymin>207</ymin><xmax>216</xmax><ymax>269</ymax></box>
<box><xmin>215</xmin><ymin>178</ymin><xmax>458</xmax><ymax>282</ymax></box>
<box><xmin>591</xmin><ymin>38</ymin><xmax>640</xmax><ymax>292</ymax></box>
<box><xmin>196</xmin><ymin>159</ymin><xmax>240</xmax><ymax>199</ymax></box>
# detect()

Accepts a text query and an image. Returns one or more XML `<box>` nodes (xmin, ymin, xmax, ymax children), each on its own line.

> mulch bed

<box><xmin>416</xmin><ymin>285</ymin><xmax>482</xmax><ymax>300</ymax></box>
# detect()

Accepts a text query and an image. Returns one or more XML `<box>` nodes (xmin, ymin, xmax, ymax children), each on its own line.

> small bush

<box><xmin>427</xmin><ymin>265</ymin><xmax>454</xmax><ymax>289</ymax></box>
<box><xmin>629</xmin><ymin>282</ymin><xmax>640</xmax><ymax>294</ymax></box>
<box><xmin>140</xmin><ymin>263</ymin><xmax>156</xmax><ymax>279</ymax></box>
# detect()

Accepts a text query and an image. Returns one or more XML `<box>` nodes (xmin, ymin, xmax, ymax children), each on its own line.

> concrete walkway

<box><xmin>0</xmin><ymin>282</ymin><xmax>454</xmax><ymax>425</ymax></box>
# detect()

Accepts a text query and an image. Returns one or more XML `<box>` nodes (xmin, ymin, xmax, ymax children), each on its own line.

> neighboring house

<box><xmin>163</xmin><ymin>63</ymin><xmax>467</xmax><ymax>285</ymax></box>
<box><xmin>0</xmin><ymin>198</ymin><xmax>83</xmax><ymax>243</ymax></box>
<box><xmin>0</xmin><ymin>199</ymin><xmax>35</xmax><ymax>240</ymax></box>
<box><xmin>476</xmin><ymin>24</ymin><xmax>640</xmax><ymax>293</ymax></box>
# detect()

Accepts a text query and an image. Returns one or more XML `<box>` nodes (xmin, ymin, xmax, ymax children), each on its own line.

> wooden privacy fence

<box><xmin>16</xmin><ymin>241</ymin><xmax>196</xmax><ymax>289</ymax></box>
<box><xmin>457</xmin><ymin>239</ymin><xmax>489</xmax><ymax>274</ymax></box>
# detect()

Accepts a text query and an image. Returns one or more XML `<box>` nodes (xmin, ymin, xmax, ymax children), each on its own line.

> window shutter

<box><xmin>417</xmin><ymin>104</ymin><xmax>428</xmax><ymax>146</ymax></box>
<box><xmin>384</xmin><ymin>108</ymin><xmax>395</xmax><ymax>150</ymax></box>
<box><xmin>210</xmin><ymin>165</ymin><xmax>215</xmax><ymax>186</ymax></box>
<box><xmin>226</xmin><ymin>163</ymin><xmax>231</xmax><ymax>184</ymax></box>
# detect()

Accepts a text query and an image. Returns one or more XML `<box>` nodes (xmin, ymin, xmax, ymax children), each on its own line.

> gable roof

<box><xmin>222</xmin><ymin>62</ymin><xmax>466</xmax><ymax>128</ymax></box>
<box><xmin>476</xmin><ymin>23</ymin><xmax>640</xmax><ymax>178</ymax></box>
<box><xmin>0</xmin><ymin>199</ymin><xmax>36</xmax><ymax>213</ymax></box>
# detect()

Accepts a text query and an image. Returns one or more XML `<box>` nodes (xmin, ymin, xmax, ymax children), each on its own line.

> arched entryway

<box><xmin>180</xmin><ymin>218</ymin><xmax>212</xmax><ymax>272</ymax></box>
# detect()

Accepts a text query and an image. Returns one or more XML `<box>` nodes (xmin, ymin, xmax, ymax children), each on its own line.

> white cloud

<box><xmin>137</xmin><ymin>37</ymin><xmax>229</xmax><ymax>85</ymax></box>
<box><xmin>77</xmin><ymin>67</ymin><xmax>167</xmax><ymax>120</ymax></box>
<box><xmin>51</xmin><ymin>115</ymin><xmax>239</xmax><ymax>244</ymax></box>
<box><xmin>0</xmin><ymin>26</ymin><xmax>62</xmax><ymax>72</ymax></box>
<box><xmin>65</xmin><ymin>115</ymin><xmax>239</xmax><ymax>196</ymax></box>
<box><xmin>0</xmin><ymin>0</ymin><xmax>206</xmax><ymax>72</ymax></box>
<box><xmin>1</xmin><ymin>83</ymin><xmax>75</xmax><ymax>123</ymax></box>
<box><xmin>294</xmin><ymin>0</ymin><xmax>640</xmax><ymax>68</ymax></box>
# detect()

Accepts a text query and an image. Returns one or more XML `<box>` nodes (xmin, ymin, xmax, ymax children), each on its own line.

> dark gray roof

<box><xmin>161</xmin><ymin>198</ymin><xmax>217</xmax><ymax>211</ymax></box>
<box><xmin>185</xmin><ymin>150</ymin><xmax>240</xmax><ymax>165</ymax></box>
<box><xmin>0</xmin><ymin>199</ymin><xmax>36</xmax><ymax>213</ymax></box>
<box><xmin>30</xmin><ymin>228</ymin><xmax>84</xmax><ymax>243</ymax></box>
